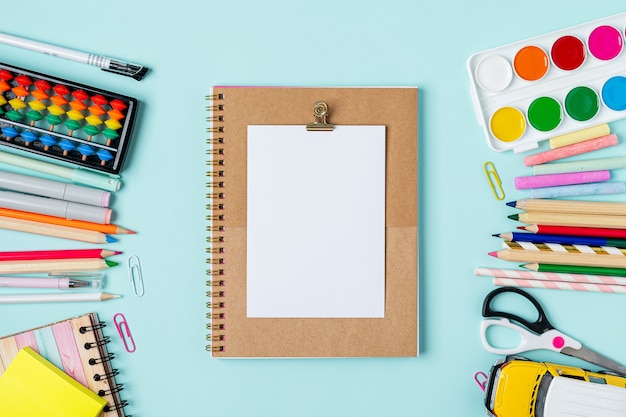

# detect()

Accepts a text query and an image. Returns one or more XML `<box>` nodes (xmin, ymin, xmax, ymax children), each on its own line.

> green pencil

<box><xmin>522</xmin><ymin>263</ymin><xmax>626</xmax><ymax>277</ymax></box>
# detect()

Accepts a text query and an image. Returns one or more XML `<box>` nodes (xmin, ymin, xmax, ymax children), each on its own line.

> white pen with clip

<box><xmin>0</xmin><ymin>273</ymin><xmax>103</xmax><ymax>289</ymax></box>
<box><xmin>0</xmin><ymin>31</ymin><xmax>148</xmax><ymax>81</ymax></box>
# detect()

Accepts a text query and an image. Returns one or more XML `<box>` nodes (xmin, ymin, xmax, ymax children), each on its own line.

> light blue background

<box><xmin>1</xmin><ymin>1</ymin><xmax>626</xmax><ymax>416</ymax></box>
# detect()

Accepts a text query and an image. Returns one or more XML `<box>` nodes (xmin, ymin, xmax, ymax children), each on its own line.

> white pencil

<box><xmin>0</xmin><ymin>292</ymin><xmax>120</xmax><ymax>304</ymax></box>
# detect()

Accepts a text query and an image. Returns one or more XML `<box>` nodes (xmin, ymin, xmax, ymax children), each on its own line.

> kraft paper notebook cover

<box><xmin>0</xmin><ymin>312</ymin><xmax>129</xmax><ymax>416</ymax></box>
<box><xmin>206</xmin><ymin>87</ymin><xmax>418</xmax><ymax>357</ymax></box>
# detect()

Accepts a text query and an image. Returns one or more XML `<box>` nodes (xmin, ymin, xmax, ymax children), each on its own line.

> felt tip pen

<box><xmin>0</xmin><ymin>149</ymin><xmax>121</xmax><ymax>192</ymax></box>
<box><xmin>0</xmin><ymin>170</ymin><xmax>111</xmax><ymax>207</ymax></box>
<box><xmin>0</xmin><ymin>190</ymin><xmax>112</xmax><ymax>224</ymax></box>
<box><xmin>0</xmin><ymin>31</ymin><xmax>148</xmax><ymax>81</ymax></box>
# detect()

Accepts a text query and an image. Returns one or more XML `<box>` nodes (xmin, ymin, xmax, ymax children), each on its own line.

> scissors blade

<box><xmin>561</xmin><ymin>345</ymin><xmax>626</xmax><ymax>376</ymax></box>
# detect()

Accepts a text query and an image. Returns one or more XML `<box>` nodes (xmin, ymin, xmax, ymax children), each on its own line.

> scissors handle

<box><xmin>482</xmin><ymin>287</ymin><xmax>554</xmax><ymax>334</ymax></box>
<box><xmin>481</xmin><ymin>318</ymin><xmax>582</xmax><ymax>355</ymax></box>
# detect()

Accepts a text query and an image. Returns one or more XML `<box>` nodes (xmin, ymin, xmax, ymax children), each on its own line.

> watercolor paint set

<box><xmin>0</xmin><ymin>62</ymin><xmax>138</xmax><ymax>175</ymax></box>
<box><xmin>467</xmin><ymin>12</ymin><xmax>626</xmax><ymax>153</ymax></box>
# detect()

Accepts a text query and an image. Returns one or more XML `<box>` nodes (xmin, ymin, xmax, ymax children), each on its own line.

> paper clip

<box><xmin>127</xmin><ymin>255</ymin><xmax>144</xmax><ymax>297</ymax></box>
<box><xmin>474</xmin><ymin>371</ymin><xmax>488</xmax><ymax>392</ymax></box>
<box><xmin>113</xmin><ymin>313</ymin><xmax>136</xmax><ymax>353</ymax></box>
<box><xmin>484</xmin><ymin>161</ymin><xmax>505</xmax><ymax>201</ymax></box>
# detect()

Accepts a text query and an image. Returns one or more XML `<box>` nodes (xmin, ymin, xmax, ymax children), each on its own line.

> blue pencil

<box><xmin>493</xmin><ymin>232</ymin><xmax>626</xmax><ymax>248</ymax></box>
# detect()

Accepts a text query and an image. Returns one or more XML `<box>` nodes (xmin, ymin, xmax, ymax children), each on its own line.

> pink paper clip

<box><xmin>113</xmin><ymin>313</ymin><xmax>136</xmax><ymax>353</ymax></box>
<box><xmin>474</xmin><ymin>371</ymin><xmax>488</xmax><ymax>392</ymax></box>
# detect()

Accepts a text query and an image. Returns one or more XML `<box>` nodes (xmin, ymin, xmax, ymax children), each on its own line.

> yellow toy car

<box><xmin>484</xmin><ymin>357</ymin><xmax>626</xmax><ymax>417</ymax></box>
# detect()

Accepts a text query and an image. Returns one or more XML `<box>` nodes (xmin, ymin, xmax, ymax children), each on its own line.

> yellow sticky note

<box><xmin>0</xmin><ymin>346</ymin><xmax>107</xmax><ymax>417</ymax></box>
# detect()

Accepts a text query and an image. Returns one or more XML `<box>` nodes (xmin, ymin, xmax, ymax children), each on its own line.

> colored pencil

<box><xmin>509</xmin><ymin>212</ymin><xmax>626</xmax><ymax>229</ymax></box>
<box><xmin>0</xmin><ymin>258</ymin><xmax>118</xmax><ymax>274</ymax></box>
<box><xmin>0</xmin><ymin>249</ymin><xmax>121</xmax><ymax>261</ymax></box>
<box><xmin>507</xmin><ymin>199</ymin><xmax>626</xmax><ymax>216</ymax></box>
<box><xmin>492</xmin><ymin>277</ymin><xmax>626</xmax><ymax>294</ymax></box>
<box><xmin>522</xmin><ymin>263</ymin><xmax>626</xmax><ymax>277</ymax></box>
<box><xmin>475</xmin><ymin>266</ymin><xmax>626</xmax><ymax>285</ymax></box>
<box><xmin>502</xmin><ymin>241</ymin><xmax>626</xmax><ymax>256</ymax></box>
<box><xmin>0</xmin><ymin>207</ymin><xmax>135</xmax><ymax>234</ymax></box>
<box><xmin>488</xmin><ymin>249</ymin><xmax>626</xmax><ymax>268</ymax></box>
<box><xmin>0</xmin><ymin>216</ymin><xmax>116</xmax><ymax>243</ymax></box>
<box><xmin>519</xmin><ymin>224</ymin><xmax>626</xmax><ymax>239</ymax></box>
<box><xmin>0</xmin><ymin>292</ymin><xmax>120</xmax><ymax>304</ymax></box>
<box><xmin>495</xmin><ymin>232</ymin><xmax>626</xmax><ymax>248</ymax></box>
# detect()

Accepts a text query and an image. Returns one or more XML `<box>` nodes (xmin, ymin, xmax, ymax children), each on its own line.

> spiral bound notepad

<box><xmin>0</xmin><ymin>312</ymin><xmax>129</xmax><ymax>416</ymax></box>
<box><xmin>206</xmin><ymin>87</ymin><xmax>419</xmax><ymax>357</ymax></box>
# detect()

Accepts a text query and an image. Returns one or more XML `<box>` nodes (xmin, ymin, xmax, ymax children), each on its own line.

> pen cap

<box><xmin>65</xmin><ymin>202</ymin><xmax>112</xmax><ymax>224</ymax></box>
<box><xmin>71</xmin><ymin>169</ymin><xmax>121</xmax><ymax>192</ymax></box>
<box><xmin>63</xmin><ymin>183</ymin><xmax>111</xmax><ymax>207</ymax></box>
<box><xmin>80</xmin><ymin>275</ymin><xmax>104</xmax><ymax>290</ymax></box>
<box><xmin>54</xmin><ymin>273</ymin><xmax>104</xmax><ymax>290</ymax></box>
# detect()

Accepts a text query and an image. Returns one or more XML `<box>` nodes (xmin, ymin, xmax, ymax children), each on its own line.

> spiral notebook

<box><xmin>0</xmin><ymin>312</ymin><xmax>129</xmax><ymax>416</ymax></box>
<box><xmin>206</xmin><ymin>87</ymin><xmax>419</xmax><ymax>357</ymax></box>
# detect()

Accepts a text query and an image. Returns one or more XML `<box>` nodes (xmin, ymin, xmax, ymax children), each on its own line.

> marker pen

<box><xmin>0</xmin><ymin>190</ymin><xmax>112</xmax><ymax>224</ymax></box>
<box><xmin>0</xmin><ymin>170</ymin><xmax>111</xmax><ymax>207</ymax></box>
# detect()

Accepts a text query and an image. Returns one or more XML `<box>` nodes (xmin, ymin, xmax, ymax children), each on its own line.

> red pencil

<box><xmin>518</xmin><ymin>224</ymin><xmax>626</xmax><ymax>239</ymax></box>
<box><xmin>0</xmin><ymin>249</ymin><xmax>121</xmax><ymax>261</ymax></box>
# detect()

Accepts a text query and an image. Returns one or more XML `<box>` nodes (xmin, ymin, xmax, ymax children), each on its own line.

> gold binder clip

<box><xmin>306</xmin><ymin>101</ymin><xmax>334</xmax><ymax>131</ymax></box>
<box><xmin>484</xmin><ymin>161</ymin><xmax>505</xmax><ymax>200</ymax></box>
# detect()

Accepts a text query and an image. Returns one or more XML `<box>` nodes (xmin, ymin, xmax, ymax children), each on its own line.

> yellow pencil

<box><xmin>489</xmin><ymin>249</ymin><xmax>626</xmax><ymax>268</ymax></box>
<box><xmin>507</xmin><ymin>199</ymin><xmax>626</xmax><ymax>216</ymax></box>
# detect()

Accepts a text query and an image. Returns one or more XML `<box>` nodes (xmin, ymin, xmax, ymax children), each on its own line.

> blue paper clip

<box><xmin>127</xmin><ymin>255</ymin><xmax>144</xmax><ymax>297</ymax></box>
<box><xmin>484</xmin><ymin>161</ymin><xmax>505</xmax><ymax>200</ymax></box>
<box><xmin>113</xmin><ymin>313</ymin><xmax>136</xmax><ymax>353</ymax></box>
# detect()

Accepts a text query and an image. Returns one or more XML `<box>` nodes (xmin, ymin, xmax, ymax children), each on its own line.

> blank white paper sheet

<box><xmin>246</xmin><ymin>125</ymin><xmax>386</xmax><ymax>318</ymax></box>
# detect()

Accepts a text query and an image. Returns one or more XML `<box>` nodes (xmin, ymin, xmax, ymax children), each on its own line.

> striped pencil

<box><xmin>492</xmin><ymin>276</ymin><xmax>626</xmax><ymax>294</ymax></box>
<box><xmin>488</xmin><ymin>249</ymin><xmax>626</xmax><ymax>268</ymax></box>
<box><xmin>0</xmin><ymin>249</ymin><xmax>121</xmax><ymax>261</ymax></box>
<box><xmin>502</xmin><ymin>241</ymin><xmax>626</xmax><ymax>256</ymax></box>
<box><xmin>519</xmin><ymin>224</ymin><xmax>626</xmax><ymax>239</ymax></box>
<box><xmin>475</xmin><ymin>266</ymin><xmax>626</xmax><ymax>285</ymax></box>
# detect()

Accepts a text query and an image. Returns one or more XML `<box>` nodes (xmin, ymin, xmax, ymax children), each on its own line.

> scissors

<box><xmin>481</xmin><ymin>286</ymin><xmax>626</xmax><ymax>376</ymax></box>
